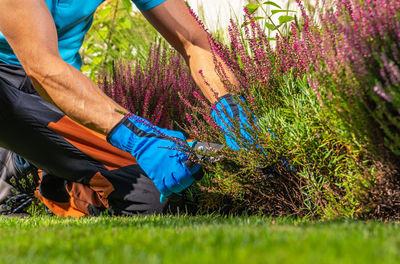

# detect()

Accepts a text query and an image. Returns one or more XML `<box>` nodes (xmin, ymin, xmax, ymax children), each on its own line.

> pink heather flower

<box><xmin>373</xmin><ymin>83</ymin><xmax>393</xmax><ymax>103</ymax></box>
<box><xmin>186</xmin><ymin>114</ymin><xmax>193</xmax><ymax>124</ymax></box>
<box><xmin>99</xmin><ymin>43</ymin><xmax>201</xmax><ymax>130</ymax></box>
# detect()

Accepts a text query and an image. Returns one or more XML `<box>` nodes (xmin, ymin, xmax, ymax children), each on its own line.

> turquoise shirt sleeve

<box><xmin>132</xmin><ymin>0</ymin><xmax>167</xmax><ymax>11</ymax></box>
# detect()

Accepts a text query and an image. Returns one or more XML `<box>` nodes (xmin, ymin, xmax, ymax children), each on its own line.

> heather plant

<box><xmin>184</xmin><ymin>75</ymin><xmax>373</xmax><ymax>217</ymax></box>
<box><xmin>300</xmin><ymin>0</ymin><xmax>400</xmax><ymax>159</ymax></box>
<box><xmin>297</xmin><ymin>0</ymin><xmax>400</xmax><ymax>219</ymax></box>
<box><xmin>98</xmin><ymin>1</ymin><xmax>398</xmax><ymax>219</ymax></box>
<box><xmin>179</xmin><ymin>8</ymin><xmax>376</xmax><ymax>218</ymax></box>
<box><xmin>99</xmin><ymin>43</ymin><xmax>200</xmax><ymax>129</ymax></box>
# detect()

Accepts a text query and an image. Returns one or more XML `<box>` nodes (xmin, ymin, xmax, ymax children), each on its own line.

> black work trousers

<box><xmin>0</xmin><ymin>63</ymin><xmax>167</xmax><ymax>216</ymax></box>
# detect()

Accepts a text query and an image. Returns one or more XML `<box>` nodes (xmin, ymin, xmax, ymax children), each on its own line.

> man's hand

<box><xmin>107</xmin><ymin>114</ymin><xmax>196</xmax><ymax>202</ymax></box>
<box><xmin>211</xmin><ymin>94</ymin><xmax>258</xmax><ymax>150</ymax></box>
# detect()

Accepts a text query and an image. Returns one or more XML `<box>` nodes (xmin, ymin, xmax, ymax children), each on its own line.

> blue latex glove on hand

<box><xmin>211</xmin><ymin>94</ymin><xmax>257</xmax><ymax>150</ymax></box>
<box><xmin>107</xmin><ymin>114</ymin><xmax>195</xmax><ymax>202</ymax></box>
<box><xmin>211</xmin><ymin>94</ymin><xmax>295</xmax><ymax>171</ymax></box>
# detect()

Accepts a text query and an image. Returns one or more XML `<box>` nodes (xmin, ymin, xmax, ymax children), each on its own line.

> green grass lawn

<box><xmin>0</xmin><ymin>216</ymin><xmax>398</xmax><ymax>264</ymax></box>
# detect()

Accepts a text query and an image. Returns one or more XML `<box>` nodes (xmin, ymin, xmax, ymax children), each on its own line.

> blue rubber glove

<box><xmin>107</xmin><ymin>114</ymin><xmax>195</xmax><ymax>202</ymax></box>
<box><xmin>211</xmin><ymin>94</ymin><xmax>257</xmax><ymax>150</ymax></box>
<box><xmin>211</xmin><ymin>94</ymin><xmax>295</xmax><ymax>171</ymax></box>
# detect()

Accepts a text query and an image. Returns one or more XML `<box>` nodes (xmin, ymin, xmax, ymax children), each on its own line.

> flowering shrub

<box><xmin>99</xmin><ymin>44</ymin><xmax>200</xmax><ymax>130</ymax></box>
<box><xmin>181</xmin><ymin>6</ymin><xmax>377</xmax><ymax>218</ymax></box>
<box><xmin>302</xmin><ymin>0</ymin><xmax>400</xmax><ymax>157</ymax></box>
<box><xmin>100</xmin><ymin>0</ymin><xmax>399</xmax><ymax>219</ymax></box>
<box><xmin>187</xmin><ymin>0</ymin><xmax>399</xmax><ymax>218</ymax></box>
<box><xmin>302</xmin><ymin>0</ymin><xmax>400</xmax><ymax>219</ymax></box>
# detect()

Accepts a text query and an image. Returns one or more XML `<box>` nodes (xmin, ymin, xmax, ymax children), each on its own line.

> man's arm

<box><xmin>0</xmin><ymin>0</ymin><xmax>126</xmax><ymax>134</ymax></box>
<box><xmin>142</xmin><ymin>0</ymin><xmax>234</xmax><ymax>103</ymax></box>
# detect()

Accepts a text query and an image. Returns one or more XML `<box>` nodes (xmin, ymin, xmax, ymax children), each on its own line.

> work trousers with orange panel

<box><xmin>0</xmin><ymin>63</ymin><xmax>167</xmax><ymax>217</ymax></box>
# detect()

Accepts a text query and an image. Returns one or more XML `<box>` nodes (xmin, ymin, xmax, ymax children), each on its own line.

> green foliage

<box><xmin>303</xmin><ymin>0</ymin><xmax>400</xmax><ymax>159</ymax></box>
<box><xmin>257</xmin><ymin>75</ymin><xmax>374</xmax><ymax>218</ymax></box>
<box><xmin>0</xmin><ymin>216</ymin><xmax>399</xmax><ymax>264</ymax></box>
<box><xmin>80</xmin><ymin>0</ymin><xmax>160</xmax><ymax>80</ymax></box>
<box><xmin>244</xmin><ymin>0</ymin><xmax>296</xmax><ymax>39</ymax></box>
<box><xmin>190</xmin><ymin>74</ymin><xmax>375</xmax><ymax>219</ymax></box>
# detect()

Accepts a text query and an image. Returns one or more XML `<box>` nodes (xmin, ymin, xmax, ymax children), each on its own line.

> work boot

<box><xmin>0</xmin><ymin>147</ymin><xmax>36</xmax><ymax>213</ymax></box>
<box><xmin>0</xmin><ymin>148</ymin><xmax>17</xmax><ymax>203</ymax></box>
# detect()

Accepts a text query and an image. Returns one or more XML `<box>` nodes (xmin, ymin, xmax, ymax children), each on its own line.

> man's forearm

<box><xmin>185</xmin><ymin>44</ymin><xmax>236</xmax><ymax>103</ymax></box>
<box><xmin>27</xmin><ymin>55</ymin><xmax>126</xmax><ymax>134</ymax></box>
<box><xmin>142</xmin><ymin>0</ymin><xmax>235</xmax><ymax>104</ymax></box>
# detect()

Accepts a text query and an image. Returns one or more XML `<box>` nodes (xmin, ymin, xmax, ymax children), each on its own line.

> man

<box><xmin>0</xmin><ymin>0</ymin><xmax>252</xmax><ymax>216</ymax></box>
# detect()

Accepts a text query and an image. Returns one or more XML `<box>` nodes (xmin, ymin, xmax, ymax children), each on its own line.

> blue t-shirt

<box><xmin>0</xmin><ymin>0</ymin><xmax>165</xmax><ymax>70</ymax></box>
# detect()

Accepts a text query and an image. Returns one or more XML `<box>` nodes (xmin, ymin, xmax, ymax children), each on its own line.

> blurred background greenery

<box><xmin>80</xmin><ymin>0</ymin><xmax>160</xmax><ymax>79</ymax></box>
